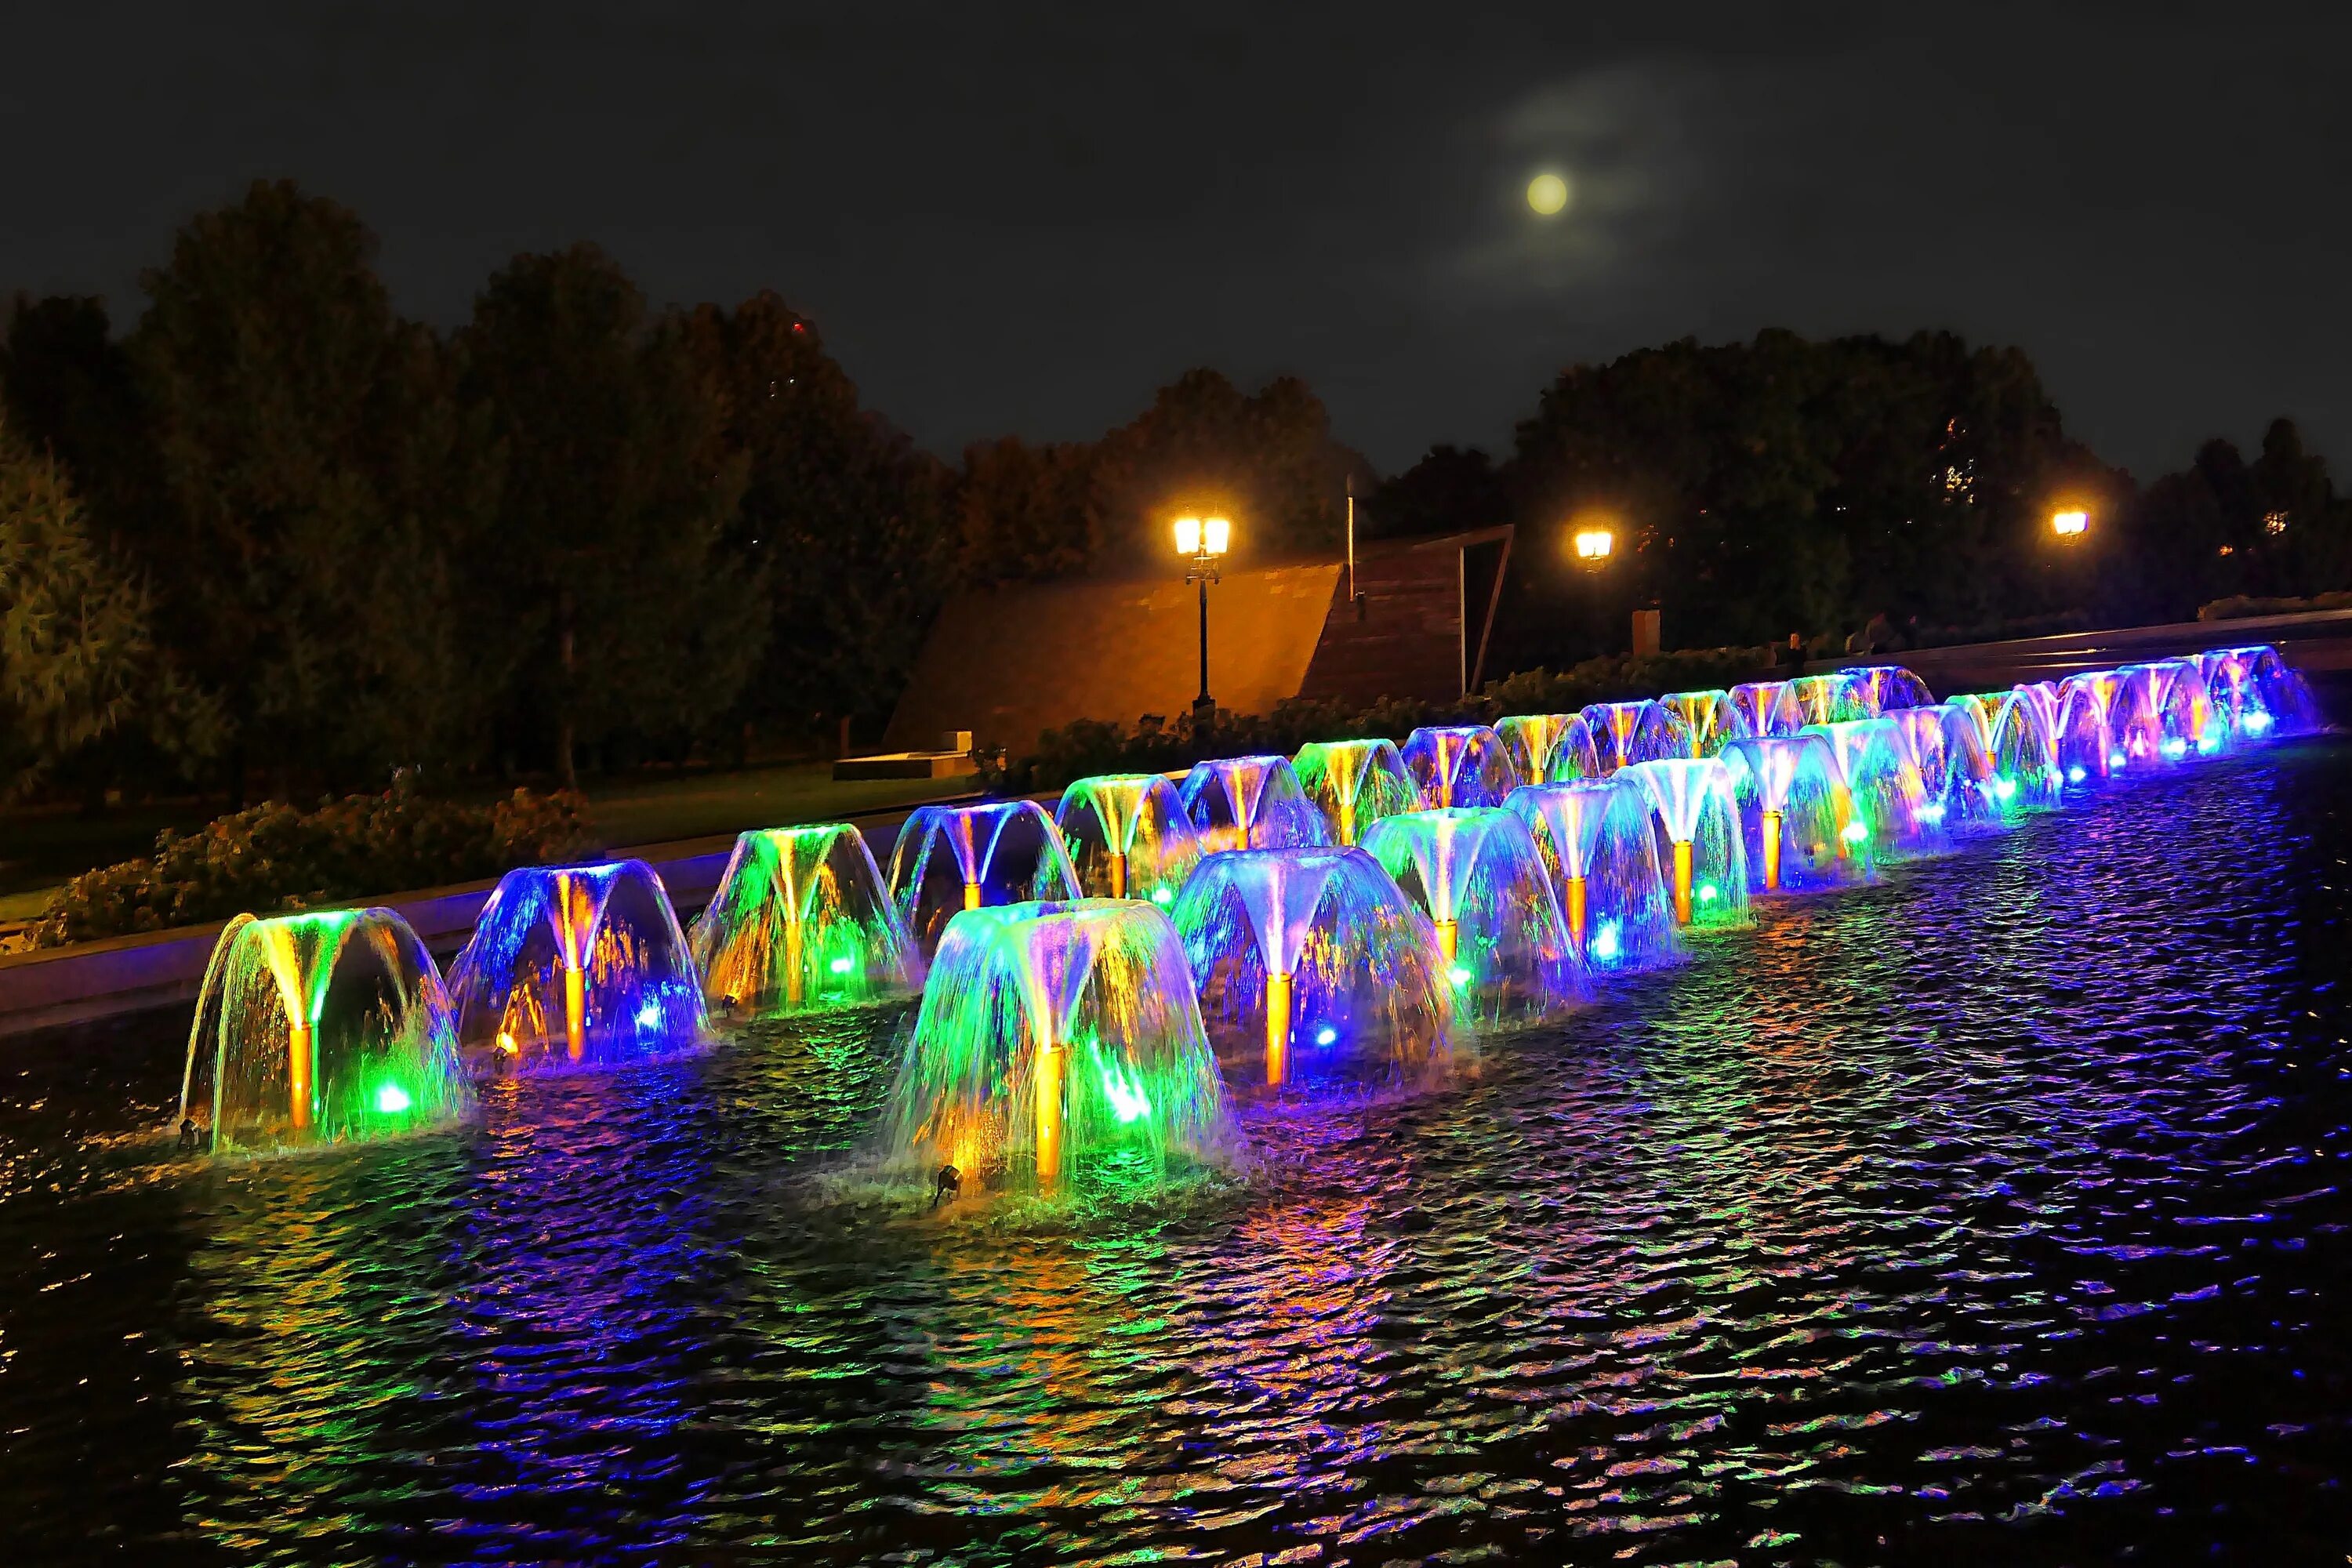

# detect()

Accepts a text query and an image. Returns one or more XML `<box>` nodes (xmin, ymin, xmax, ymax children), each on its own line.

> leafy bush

<box><xmin>2198</xmin><ymin>591</ymin><xmax>2352</xmax><ymax>622</ymax></box>
<box><xmin>29</xmin><ymin>781</ymin><xmax>596</xmax><ymax>947</ymax></box>
<box><xmin>986</xmin><ymin>647</ymin><xmax>1775</xmax><ymax>793</ymax></box>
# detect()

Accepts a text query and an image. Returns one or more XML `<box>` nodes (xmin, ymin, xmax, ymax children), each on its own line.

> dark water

<box><xmin>5</xmin><ymin>744</ymin><xmax>2350</xmax><ymax>1566</ymax></box>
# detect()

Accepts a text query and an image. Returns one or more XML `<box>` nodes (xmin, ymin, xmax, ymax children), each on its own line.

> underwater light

<box><xmin>2108</xmin><ymin>750</ymin><xmax>2127</xmax><ymax>768</ymax></box>
<box><xmin>1447</xmin><ymin>964</ymin><xmax>1472</xmax><ymax>985</ymax></box>
<box><xmin>373</xmin><ymin>1083</ymin><xmax>412</xmax><ymax>1115</ymax></box>
<box><xmin>1592</xmin><ymin>920</ymin><xmax>1623</xmax><ymax>962</ymax></box>
<box><xmin>2067</xmin><ymin>765</ymin><xmax>2088</xmax><ymax>784</ymax></box>
<box><xmin>635</xmin><ymin>1003</ymin><xmax>662</xmax><ymax>1029</ymax></box>
<box><xmin>2198</xmin><ymin>728</ymin><xmax>2223</xmax><ymax>754</ymax></box>
<box><xmin>827</xmin><ymin>955</ymin><xmax>855</xmax><ymax>975</ymax></box>
<box><xmin>1315</xmin><ymin>1026</ymin><xmax>1338</xmax><ymax>1047</ymax></box>
<box><xmin>2243</xmin><ymin>710</ymin><xmax>2274</xmax><ymax>734</ymax></box>
<box><xmin>1100</xmin><ymin>1069</ymin><xmax>1152</xmax><ymax>1123</ymax></box>
<box><xmin>1992</xmin><ymin>775</ymin><xmax>2018</xmax><ymax>800</ymax></box>
<box><xmin>1151</xmin><ymin>887</ymin><xmax>1173</xmax><ymax>905</ymax></box>
<box><xmin>2161</xmin><ymin>737</ymin><xmax>2188</xmax><ymax>760</ymax></box>
<box><xmin>1697</xmin><ymin>883</ymin><xmax>1719</xmax><ymax>905</ymax></box>
<box><xmin>1840</xmin><ymin>820</ymin><xmax>1869</xmax><ymax>844</ymax></box>
<box><xmin>1918</xmin><ymin>802</ymin><xmax>1947</xmax><ymax>824</ymax></box>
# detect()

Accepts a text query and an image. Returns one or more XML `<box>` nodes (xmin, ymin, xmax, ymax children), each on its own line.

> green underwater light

<box><xmin>373</xmin><ymin>1082</ymin><xmax>412</xmax><ymax>1115</ymax></box>
<box><xmin>827</xmin><ymin>955</ymin><xmax>855</xmax><ymax>975</ymax></box>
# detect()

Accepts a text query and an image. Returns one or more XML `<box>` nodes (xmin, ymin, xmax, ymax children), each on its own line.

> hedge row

<box><xmin>30</xmin><ymin>782</ymin><xmax>596</xmax><ymax>948</ymax></box>
<box><xmin>985</xmin><ymin>646</ymin><xmax>1780</xmax><ymax>793</ymax></box>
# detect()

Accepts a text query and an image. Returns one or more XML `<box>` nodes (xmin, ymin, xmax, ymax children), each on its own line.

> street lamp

<box><xmin>1573</xmin><ymin>527</ymin><xmax>1614</xmax><ymax>562</ymax></box>
<box><xmin>2050</xmin><ymin>508</ymin><xmax>2089</xmax><ymax>538</ymax></box>
<box><xmin>1175</xmin><ymin>515</ymin><xmax>1231</xmax><ymax>727</ymax></box>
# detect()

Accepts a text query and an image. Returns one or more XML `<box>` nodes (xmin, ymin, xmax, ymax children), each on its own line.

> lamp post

<box><xmin>2051</xmin><ymin>508</ymin><xmax>2089</xmax><ymax>539</ymax></box>
<box><xmin>1570</xmin><ymin>521</ymin><xmax>1615</xmax><ymax>656</ymax></box>
<box><xmin>1175</xmin><ymin>515</ymin><xmax>1231</xmax><ymax>728</ymax></box>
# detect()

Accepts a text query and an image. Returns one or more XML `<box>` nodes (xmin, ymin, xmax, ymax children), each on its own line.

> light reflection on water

<box><xmin>2</xmin><ymin>743</ymin><xmax>2350</xmax><ymax>1563</ymax></box>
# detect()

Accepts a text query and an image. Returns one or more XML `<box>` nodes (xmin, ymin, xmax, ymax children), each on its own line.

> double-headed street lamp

<box><xmin>1174</xmin><ymin>515</ymin><xmax>1231</xmax><ymax>727</ymax></box>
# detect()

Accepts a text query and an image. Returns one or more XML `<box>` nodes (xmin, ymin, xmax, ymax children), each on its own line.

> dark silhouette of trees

<box><xmin>459</xmin><ymin>244</ymin><xmax>764</xmax><ymax>786</ymax></box>
<box><xmin>3</xmin><ymin>180</ymin><xmax>2350</xmax><ymax>813</ymax></box>
<box><xmin>680</xmin><ymin>292</ymin><xmax>953</xmax><ymax>745</ymax></box>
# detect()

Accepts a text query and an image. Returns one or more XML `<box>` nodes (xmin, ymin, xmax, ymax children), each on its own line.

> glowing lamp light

<box><xmin>1527</xmin><ymin>172</ymin><xmax>1570</xmax><ymax>215</ymax></box>
<box><xmin>2243</xmin><ymin>710</ymin><xmax>2274</xmax><ymax>735</ymax></box>
<box><xmin>1150</xmin><ymin>887</ymin><xmax>1174</xmax><ymax>906</ymax></box>
<box><xmin>2051</xmin><ymin>509</ymin><xmax>2089</xmax><ymax>537</ymax></box>
<box><xmin>373</xmin><ymin>1083</ymin><xmax>412</xmax><ymax>1115</ymax></box>
<box><xmin>1840</xmin><ymin>820</ymin><xmax>1870</xmax><ymax>845</ymax></box>
<box><xmin>635</xmin><ymin>1002</ymin><xmax>663</xmax><ymax>1029</ymax></box>
<box><xmin>2067</xmin><ymin>765</ymin><xmax>2088</xmax><ymax>784</ymax></box>
<box><xmin>1176</xmin><ymin>516</ymin><xmax>1231</xmax><ymax>557</ymax></box>
<box><xmin>827</xmin><ymin>955</ymin><xmax>855</xmax><ymax>975</ymax></box>
<box><xmin>1315</xmin><ymin>1026</ymin><xmax>1338</xmax><ymax>1047</ymax></box>
<box><xmin>1592</xmin><ymin>920</ymin><xmax>1623</xmax><ymax>963</ymax></box>
<box><xmin>1447</xmin><ymin>964</ymin><xmax>1472</xmax><ymax>985</ymax></box>
<box><xmin>1697</xmin><ymin>883</ymin><xmax>1719</xmax><ymax>905</ymax></box>
<box><xmin>1573</xmin><ymin>528</ymin><xmax>1614</xmax><ymax>562</ymax></box>
<box><xmin>495</xmin><ymin>1031</ymin><xmax>519</xmax><ymax>1054</ymax></box>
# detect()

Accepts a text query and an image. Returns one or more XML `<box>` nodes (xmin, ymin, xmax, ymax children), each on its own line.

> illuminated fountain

<box><xmin>1360</xmin><ymin>808</ymin><xmax>1578</xmax><ymax>1028</ymax></box>
<box><xmin>1718</xmin><ymin>735</ymin><xmax>1860</xmax><ymax>894</ymax></box>
<box><xmin>1977</xmin><ymin>688</ymin><xmax>2064</xmax><ymax>809</ymax></box>
<box><xmin>1581</xmin><ymin>699</ymin><xmax>1692</xmax><ymax>771</ymax></box>
<box><xmin>448</xmin><ymin>859</ymin><xmax>706</xmax><ymax>1073</ymax></box>
<box><xmin>883</xmin><ymin>900</ymin><xmax>1230</xmax><ymax>1188</ymax></box>
<box><xmin>1892</xmin><ymin>705</ymin><xmax>2001</xmax><ymax>831</ymax></box>
<box><xmin>2052</xmin><ymin>673</ymin><xmax>2123</xmax><ymax>784</ymax></box>
<box><xmin>887</xmin><ymin>800</ymin><xmax>1083</xmax><ymax>955</ymax></box>
<box><xmin>2119</xmin><ymin>659</ymin><xmax>2220</xmax><ymax>760</ymax></box>
<box><xmin>1728</xmin><ymin>680</ymin><xmax>1791</xmax><ymax>739</ymax></box>
<box><xmin>691</xmin><ymin>825</ymin><xmax>923</xmax><ymax>1018</ymax></box>
<box><xmin>2199</xmin><ymin>644</ymin><xmax>2320</xmax><ymax>738</ymax></box>
<box><xmin>1494</xmin><ymin>713</ymin><xmax>1601</xmax><ymax>786</ymax></box>
<box><xmin>1178</xmin><ymin>754</ymin><xmax>1329</xmax><ymax>851</ymax></box>
<box><xmin>180</xmin><ymin>909</ymin><xmax>470</xmax><ymax>1153</ymax></box>
<box><xmin>1054</xmin><ymin>774</ymin><xmax>1201</xmax><ymax>906</ymax></box>
<box><xmin>1847</xmin><ymin>665</ymin><xmax>1936</xmax><ymax>716</ymax></box>
<box><xmin>1503</xmin><ymin>779</ymin><xmax>1680</xmax><ymax>971</ymax></box>
<box><xmin>1777</xmin><ymin>673</ymin><xmax>1853</xmax><ymax>732</ymax></box>
<box><xmin>1293</xmin><ymin>739</ymin><xmax>1418</xmax><ymax>846</ymax></box>
<box><xmin>1660</xmin><ymin>688</ymin><xmax>1751</xmax><ymax>757</ymax></box>
<box><xmin>1401</xmin><ymin>724</ymin><xmax>1515</xmax><ymax>808</ymax></box>
<box><xmin>1169</xmin><ymin>848</ymin><xmax>1451</xmax><ymax>1091</ymax></box>
<box><xmin>1621</xmin><ymin>759</ymin><xmax>1751</xmax><ymax>928</ymax></box>
<box><xmin>1806</xmin><ymin>718</ymin><xmax>1940</xmax><ymax>858</ymax></box>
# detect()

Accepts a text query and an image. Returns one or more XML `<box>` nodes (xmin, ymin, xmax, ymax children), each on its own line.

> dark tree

<box><xmin>459</xmin><ymin>244</ymin><xmax>764</xmax><ymax>785</ymax></box>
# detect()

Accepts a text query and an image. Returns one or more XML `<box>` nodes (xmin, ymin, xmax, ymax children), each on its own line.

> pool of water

<box><xmin>5</xmin><ymin>742</ymin><xmax>2350</xmax><ymax>1564</ymax></box>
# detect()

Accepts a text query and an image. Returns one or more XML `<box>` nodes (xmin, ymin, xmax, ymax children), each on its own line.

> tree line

<box><xmin>2</xmin><ymin>179</ymin><xmax>2347</xmax><ymax>808</ymax></box>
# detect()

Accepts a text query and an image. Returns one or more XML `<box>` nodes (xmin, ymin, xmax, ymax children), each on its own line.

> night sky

<box><xmin>5</xmin><ymin>2</ymin><xmax>2347</xmax><ymax>478</ymax></box>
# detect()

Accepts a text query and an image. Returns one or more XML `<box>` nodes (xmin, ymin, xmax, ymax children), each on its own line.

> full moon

<box><xmin>1526</xmin><ymin>172</ymin><xmax>1570</xmax><ymax>216</ymax></box>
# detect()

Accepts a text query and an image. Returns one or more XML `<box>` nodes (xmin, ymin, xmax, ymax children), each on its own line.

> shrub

<box><xmin>985</xmin><ymin>647</ymin><xmax>1776</xmax><ymax>793</ymax></box>
<box><xmin>28</xmin><ymin>780</ymin><xmax>597</xmax><ymax>947</ymax></box>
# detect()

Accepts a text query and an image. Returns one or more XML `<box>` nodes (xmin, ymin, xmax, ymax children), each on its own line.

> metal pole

<box><xmin>1346</xmin><ymin>479</ymin><xmax>1356</xmax><ymax>604</ymax></box>
<box><xmin>1196</xmin><ymin>573</ymin><xmax>1211</xmax><ymax>709</ymax></box>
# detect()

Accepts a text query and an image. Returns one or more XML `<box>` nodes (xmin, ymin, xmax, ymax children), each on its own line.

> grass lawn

<box><xmin>0</xmin><ymin>763</ymin><xmax>976</xmax><ymax>905</ymax></box>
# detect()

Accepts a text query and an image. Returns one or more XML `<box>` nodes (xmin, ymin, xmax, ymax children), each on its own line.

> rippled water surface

<box><xmin>5</xmin><ymin>743</ymin><xmax>2351</xmax><ymax>1565</ymax></box>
